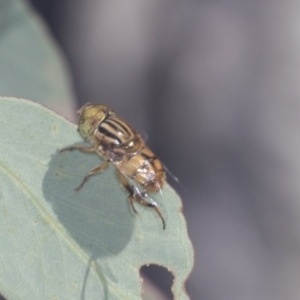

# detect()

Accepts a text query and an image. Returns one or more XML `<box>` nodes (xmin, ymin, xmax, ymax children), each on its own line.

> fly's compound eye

<box><xmin>77</xmin><ymin>104</ymin><xmax>114</xmax><ymax>139</ymax></box>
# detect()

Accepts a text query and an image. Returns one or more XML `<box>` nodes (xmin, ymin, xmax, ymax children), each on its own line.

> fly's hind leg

<box><xmin>75</xmin><ymin>161</ymin><xmax>110</xmax><ymax>192</ymax></box>
<box><xmin>134</xmin><ymin>194</ymin><xmax>166</xmax><ymax>230</ymax></box>
<box><xmin>116</xmin><ymin>171</ymin><xmax>166</xmax><ymax>229</ymax></box>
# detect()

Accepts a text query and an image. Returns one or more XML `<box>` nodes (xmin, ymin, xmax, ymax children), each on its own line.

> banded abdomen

<box><xmin>116</xmin><ymin>146</ymin><xmax>165</xmax><ymax>193</ymax></box>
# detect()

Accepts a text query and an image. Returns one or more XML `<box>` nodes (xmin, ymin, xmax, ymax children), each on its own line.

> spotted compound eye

<box><xmin>77</xmin><ymin>104</ymin><xmax>114</xmax><ymax>140</ymax></box>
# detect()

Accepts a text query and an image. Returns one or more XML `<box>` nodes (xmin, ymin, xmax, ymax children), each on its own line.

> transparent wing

<box><xmin>136</xmin><ymin>130</ymin><xmax>148</xmax><ymax>143</ymax></box>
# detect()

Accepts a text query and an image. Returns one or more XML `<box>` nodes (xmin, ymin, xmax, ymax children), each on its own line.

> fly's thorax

<box><xmin>94</xmin><ymin>114</ymin><xmax>144</xmax><ymax>154</ymax></box>
<box><xmin>122</xmin><ymin>135</ymin><xmax>144</xmax><ymax>154</ymax></box>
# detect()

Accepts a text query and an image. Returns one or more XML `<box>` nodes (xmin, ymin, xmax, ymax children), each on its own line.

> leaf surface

<box><xmin>0</xmin><ymin>98</ymin><xmax>194</xmax><ymax>300</ymax></box>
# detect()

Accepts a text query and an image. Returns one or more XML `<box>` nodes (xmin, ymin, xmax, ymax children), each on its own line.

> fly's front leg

<box><xmin>75</xmin><ymin>161</ymin><xmax>110</xmax><ymax>192</ymax></box>
<box><xmin>59</xmin><ymin>144</ymin><xmax>95</xmax><ymax>154</ymax></box>
<box><xmin>59</xmin><ymin>144</ymin><xmax>109</xmax><ymax>191</ymax></box>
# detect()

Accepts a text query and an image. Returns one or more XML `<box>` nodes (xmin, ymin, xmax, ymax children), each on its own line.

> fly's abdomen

<box><xmin>118</xmin><ymin>147</ymin><xmax>165</xmax><ymax>193</ymax></box>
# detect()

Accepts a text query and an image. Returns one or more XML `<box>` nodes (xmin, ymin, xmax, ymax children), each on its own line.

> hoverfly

<box><xmin>60</xmin><ymin>103</ymin><xmax>166</xmax><ymax>229</ymax></box>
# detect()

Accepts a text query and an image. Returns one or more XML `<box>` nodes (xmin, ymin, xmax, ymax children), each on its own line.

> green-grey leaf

<box><xmin>0</xmin><ymin>98</ymin><xmax>194</xmax><ymax>300</ymax></box>
<box><xmin>0</xmin><ymin>0</ymin><xmax>75</xmax><ymax>120</ymax></box>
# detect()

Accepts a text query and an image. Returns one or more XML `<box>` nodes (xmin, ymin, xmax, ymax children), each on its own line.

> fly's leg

<box><xmin>128</xmin><ymin>194</ymin><xmax>138</xmax><ymax>214</ymax></box>
<box><xmin>75</xmin><ymin>161</ymin><xmax>110</xmax><ymax>192</ymax></box>
<box><xmin>134</xmin><ymin>194</ymin><xmax>166</xmax><ymax>230</ymax></box>
<box><xmin>117</xmin><ymin>171</ymin><xmax>166</xmax><ymax>229</ymax></box>
<box><xmin>117</xmin><ymin>171</ymin><xmax>138</xmax><ymax>214</ymax></box>
<box><xmin>59</xmin><ymin>145</ymin><xmax>95</xmax><ymax>153</ymax></box>
<box><xmin>60</xmin><ymin>144</ymin><xmax>109</xmax><ymax>191</ymax></box>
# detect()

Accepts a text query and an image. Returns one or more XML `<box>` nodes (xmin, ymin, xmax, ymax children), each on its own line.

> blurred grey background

<box><xmin>29</xmin><ymin>1</ymin><xmax>300</xmax><ymax>299</ymax></box>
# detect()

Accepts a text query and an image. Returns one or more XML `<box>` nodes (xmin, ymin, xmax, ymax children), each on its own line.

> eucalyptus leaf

<box><xmin>0</xmin><ymin>0</ymin><xmax>75</xmax><ymax>120</ymax></box>
<box><xmin>0</xmin><ymin>98</ymin><xmax>194</xmax><ymax>300</ymax></box>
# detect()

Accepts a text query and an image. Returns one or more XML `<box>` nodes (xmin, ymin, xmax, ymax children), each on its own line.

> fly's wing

<box><xmin>136</xmin><ymin>130</ymin><xmax>148</xmax><ymax>143</ymax></box>
<box><xmin>161</xmin><ymin>162</ymin><xmax>187</xmax><ymax>192</ymax></box>
<box><xmin>116</xmin><ymin>167</ymin><xmax>159</xmax><ymax>207</ymax></box>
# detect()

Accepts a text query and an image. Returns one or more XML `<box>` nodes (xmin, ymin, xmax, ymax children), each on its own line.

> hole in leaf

<box><xmin>140</xmin><ymin>264</ymin><xmax>174</xmax><ymax>300</ymax></box>
<box><xmin>0</xmin><ymin>293</ymin><xmax>6</xmax><ymax>300</ymax></box>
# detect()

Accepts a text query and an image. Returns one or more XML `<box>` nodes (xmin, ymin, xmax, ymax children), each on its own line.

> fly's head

<box><xmin>77</xmin><ymin>103</ymin><xmax>115</xmax><ymax>140</ymax></box>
